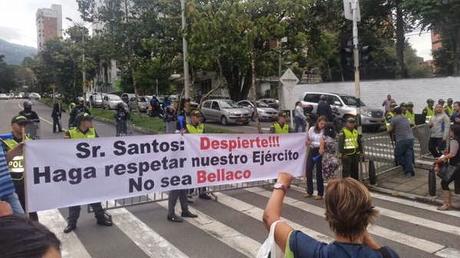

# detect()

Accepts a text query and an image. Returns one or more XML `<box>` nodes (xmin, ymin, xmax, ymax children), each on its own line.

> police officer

<box><xmin>338</xmin><ymin>117</ymin><xmax>363</xmax><ymax>180</ymax></box>
<box><xmin>0</xmin><ymin>115</ymin><xmax>38</xmax><ymax>221</ymax></box>
<box><xmin>445</xmin><ymin>98</ymin><xmax>454</xmax><ymax>117</ymax></box>
<box><xmin>385</xmin><ymin>102</ymin><xmax>398</xmax><ymax>129</ymax></box>
<box><xmin>19</xmin><ymin>100</ymin><xmax>40</xmax><ymax>139</ymax></box>
<box><xmin>423</xmin><ymin>99</ymin><xmax>435</xmax><ymax>124</ymax></box>
<box><xmin>270</xmin><ymin>112</ymin><xmax>290</xmax><ymax>134</ymax></box>
<box><xmin>404</xmin><ymin>102</ymin><xmax>416</xmax><ymax>127</ymax></box>
<box><xmin>63</xmin><ymin>113</ymin><xmax>112</xmax><ymax>233</ymax></box>
<box><xmin>69</xmin><ymin>97</ymin><xmax>90</xmax><ymax>128</ymax></box>
<box><xmin>185</xmin><ymin>110</ymin><xmax>212</xmax><ymax>200</ymax></box>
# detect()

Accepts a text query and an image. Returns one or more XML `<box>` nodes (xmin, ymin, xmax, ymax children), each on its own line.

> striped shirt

<box><xmin>0</xmin><ymin>148</ymin><xmax>15</xmax><ymax>198</ymax></box>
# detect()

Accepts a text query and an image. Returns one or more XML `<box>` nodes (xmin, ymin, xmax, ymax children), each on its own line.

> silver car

<box><xmin>201</xmin><ymin>99</ymin><xmax>252</xmax><ymax>125</ymax></box>
<box><xmin>237</xmin><ymin>100</ymin><xmax>279</xmax><ymax>121</ymax></box>
<box><xmin>301</xmin><ymin>92</ymin><xmax>384</xmax><ymax>130</ymax></box>
<box><xmin>129</xmin><ymin>96</ymin><xmax>150</xmax><ymax>112</ymax></box>
<box><xmin>89</xmin><ymin>93</ymin><xmax>104</xmax><ymax>107</ymax></box>
<box><xmin>103</xmin><ymin>94</ymin><xmax>124</xmax><ymax>110</ymax></box>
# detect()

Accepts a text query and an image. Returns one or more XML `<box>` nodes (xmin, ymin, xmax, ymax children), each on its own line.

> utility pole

<box><xmin>181</xmin><ymin>0</ymin><xmax>191</xmax><ymax>99</ymax></box>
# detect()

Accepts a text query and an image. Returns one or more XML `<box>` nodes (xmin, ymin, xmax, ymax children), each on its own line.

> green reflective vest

<box><xmin>404</xmin><ymin>111</ymin><xmax>415</xmax><ymax>126</ymax></box>
<box><xmin>343</xmin><ymin>128</ymin><xmax>359</xmax><ymax>150</ymax></box>
<box><xmin>68</xmin><ymin>128</ymin><xmax>96</xmax><ymax>139</ymax></box>
<box><xmin>186</xmin><ymin>123</ymin><xmax>205</xmax><ymax>134</ymax></box>
<box><xmin>273</xmin><ymin>122</ymin><xmax>289</xmax><ymax>134</ymax></box>
<box><xmin>385</xmin><ymin>112</ymin><xmax>395</xmax><ymax>128</ymax></box>
<box><xmin>445</xmin><ymin>105</ymin><xmax>453</xmax><ymax>117</ymax></box>
<box><xmin>424</xmin><ymin>106</ymin><xmax>434</xmax><ymax>123</ymax></box>
<box><xmin>1</xmin><ymin>135</ymin><xmax>30</xmax><ymax>181</ymax></box>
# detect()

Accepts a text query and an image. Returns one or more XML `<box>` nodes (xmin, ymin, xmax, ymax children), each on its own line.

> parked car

<box><xmin>237</xmin><ymin>100</ymin><xmax>279</xmax><ymax>121</ymax></box>
<box><xmin>129</xmin><ymin>96</ymin><xmax>150</xmax><ymax>112</ymax></box>
<box><xmin>258</xmin><ymin>98</ymin><xmax>280</xmax><ymax>110</ymax></box>
<box><xmin>121</xmin><ymin>93</ymin><xmax>136</xmax><ymax>104</ymax></box>
<box><xmin>0</xmin><ymin>93</ymin><xmax>8</xmax><ymax>100</ymax></box>
<box><xmin>102</xmin><ymin>94</ymin><xmax>124</xmax><ymax>110</ymax></box>
<box><xmin>89</xmin><ymin>93</ymin><xmax>104</xmax><ymax>108</ymax></box>
<box><xmin>28</xmin><ymin>92</ymin><xmax>41</xmax><ymax>100</ymax></box>
<box><xmin>300</xmin><ymin>92</ymin><xmax>384</xmax><ymax>131</ymax></box>
<box><xmin>16</xmin><ymin>92</ymin><xmax>25</xmax><ymax>99</ymax></box>
<box><xmin>201</xmin><ymin>99</ymin><xmax>252</xmax><ymax>125</ymax></box>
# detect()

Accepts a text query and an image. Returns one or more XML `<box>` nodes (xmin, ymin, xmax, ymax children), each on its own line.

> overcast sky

<box><xmin>0</xmin><ymin>0</ymin><xmax>433</xmax><ymax>61</ymax></box>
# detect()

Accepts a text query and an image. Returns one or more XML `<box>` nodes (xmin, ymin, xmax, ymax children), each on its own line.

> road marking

<box><xmin>213</xmin><ymin>192</ymin><xmax>334</xmax><ymax>243</ymax></box>
<box><xmin>371</xmin><ymin>192</ymin><xmax>460</xmax><ymax>218</ymax></box>
<box><xmin>38</xmin><ymin>209</ymin><xmax>91</xmax><ymax>258</ymax></box>
<box><xmin>107</xmin><ymin>200</ymin><xmax>189</xmax><ymax>258</ymax></box>
<box><xmin>152</xmin><ymin>194</ymin><xmax>261</xmax><ymax>258</ymax></box>
<box><xmin>435</xmin><ymin>247</ymin><xmax>460</xmax><ymax>258</ymax></box>
<box><xmin>246</xmin><ymin>187</ymin><xmax>451</xmax><ymax>255</ymax></box>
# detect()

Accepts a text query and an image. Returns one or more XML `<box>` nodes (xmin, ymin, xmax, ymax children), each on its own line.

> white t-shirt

<box><xmin>308</xmin><ymin>127</ymin><xmax>324</xmax><ymax>148</ymax></box>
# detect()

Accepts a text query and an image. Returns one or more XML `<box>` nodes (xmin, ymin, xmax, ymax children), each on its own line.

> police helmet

<box><xmin>77</xmin><ymin>97</ymin><xmax>85</xmax><ymax>104</ymax></box>
<box><xmin>427</xmin><ymin>98</ymin><xmax>434</xmax><ymax>104</ymax></box>
<box><xmin>23</xmin><ymin>100</ymin><xmax>32</xmax><ymax>109</ymax></box>
<box><xmin>447</xmin><ymin>98</ymin><xmax>453</xmax><ymax>104</ymax></box>
<box><xmin>406</xmin><ymin>102</ymin><xmax>414</xmax><ymax>107</ymax></box>
<box><xmin>390</xmin><ymin>102</ymin><xmax>398</xmax><ymax>107</ymax></box>
<box><xmin>399</xmin><ymin>102</ymin><xmax>406</xmax><ymax>108</ymax></box>
<box><xmin>75</xmin><ymin>112</ymin><xmax>93</xmax><ymax>126</ymax></box>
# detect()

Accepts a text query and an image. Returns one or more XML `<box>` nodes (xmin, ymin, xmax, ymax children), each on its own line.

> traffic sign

<box><xmin>343</xmin><ymin>0</ymin><xmax>361</xmax><ymax>22</ymax></box>
<box><xmin>280</xmin><ymin>68</ymin><xmax>299</xmax><ymax>86</ymax></box>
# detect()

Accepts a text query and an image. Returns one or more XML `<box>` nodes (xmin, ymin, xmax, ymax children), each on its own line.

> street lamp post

<box><xmin>181</xmin><ymin>0</ymin><xmax>191</xmax><ymax>99</ymax></box>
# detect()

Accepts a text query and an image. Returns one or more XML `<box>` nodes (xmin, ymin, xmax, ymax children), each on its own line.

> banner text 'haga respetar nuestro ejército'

<box><xmin>24</xmin><ymin>133</ymin><xmax>307</xmax><ymax>212</ymax></box>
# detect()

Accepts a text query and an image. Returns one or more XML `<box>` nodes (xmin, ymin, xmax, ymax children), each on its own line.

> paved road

<box><xmin>1</xmin><ymin>99</ymin><xmax>460</xmax><ymax>258</ymax></box>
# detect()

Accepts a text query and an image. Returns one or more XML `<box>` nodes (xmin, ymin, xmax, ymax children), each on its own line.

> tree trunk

<box><xmin>395</xmin><ymin>0</ymin><xmax>407</xmax><ymax>78</ymax></box>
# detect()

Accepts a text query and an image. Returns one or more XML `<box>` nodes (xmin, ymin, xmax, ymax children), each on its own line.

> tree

<box><xmin>0</xmin><ymin>55</ymin><xmax>18</xmax><ymax>92</ymax></box>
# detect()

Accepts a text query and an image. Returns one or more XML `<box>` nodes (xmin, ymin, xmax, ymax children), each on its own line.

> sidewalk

<box><xmin>369</xmin><ymin>165</ymin><xmax>460</xmax><ymax>208</ymax></box>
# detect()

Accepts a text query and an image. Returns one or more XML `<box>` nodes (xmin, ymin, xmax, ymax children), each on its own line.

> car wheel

<box><xmin>221</xmin><ymin>116</ymin><xmax>228</xmax><ymax>125</ymax></box>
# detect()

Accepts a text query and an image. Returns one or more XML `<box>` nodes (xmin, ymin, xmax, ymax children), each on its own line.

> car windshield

<box><xmin>219</xmin><ymin>100</ymin><xmax>239</xmax><ymax>108</ymax></box>
<box><xmin>110</xmin><ymin>95</ymin><xmax>121</xmax><ymax>100</ymax></box>
<box><xmin>340</xmin><ymin>96</ymin><xmax>365</xmax><ymax>107</ymax></box>
<box><xmin>256</xmin><ymin>102</ymin><xmax>269</xmax><ymax>108</ymax></box>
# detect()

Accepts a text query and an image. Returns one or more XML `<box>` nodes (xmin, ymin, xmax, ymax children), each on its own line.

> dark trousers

<box><xmin>306</xmin><ymin>147</ymin><xmax>324</xmax><ymax>196</ymax></box>
<box><xmin>168</xmin><ymin>190</ymin><xmax>189</xmax><ymax>216</ymax></box>
<box><xmin>395</xmin><ymin>139</ymin><xmax>415</xmax><ymax>176</ymax></box>
<box><xmin>14</xmin><ymin>181</ymin><xmax>38</xmax><ymax>221</ymax></box>
<box><xmin>52</xmin><ymin>117</ymin><xmax>62</xmax><ymax>133</ymax></box>
<box><xmin>441</xmin><ymin>166</ymin><xmax>459</xmax><ymax>191</ymax></box>
<box><xmin>68</xmin><ymin>203</ymin><xmax>105</xmax><ymax>225</ymax></box>
<box><xmin>429</xmin><ymin>137</ymin><xmax>445</xmax><ymax>158</ymax></box>
<box><xmin>342</xmin><ymin>153</ymin><xmax>360</xmax><ymax>180</ymax></box>
<box><xmin>294</xmin><ymin>117</ymin><xmax>306</xmax><ymax>132</ymax></box>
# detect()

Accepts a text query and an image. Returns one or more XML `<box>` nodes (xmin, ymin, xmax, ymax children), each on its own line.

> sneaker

<box><xmin>181</xmin><ymin>211</ymin><xmax>198</xmax><ymax>218</ymax></box>
<box><xmin>167</xmin><ymin>214</ymin><xmax>184</xmax><ymax>222</ymax></box>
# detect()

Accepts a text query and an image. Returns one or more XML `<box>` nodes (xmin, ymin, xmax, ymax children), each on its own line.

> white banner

<box><xmin>25</xmin><ymin>133</ymin><xmax>307</xmax><ymax>212</ymax></box>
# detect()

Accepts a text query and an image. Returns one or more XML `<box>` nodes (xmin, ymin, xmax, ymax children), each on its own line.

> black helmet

<box><xmin>447</xmin><ymin>98</ymin><xmax>453</xmax><ymax>104</ymax></box>
<box><xmin>407</xmin><ymin>102</ymin><xmax>414</xmax><ymax>107</ymax></box>
<box><xmin>427</xmin><ymin>98</ymin><xmax>434</xmax><ymax>104</ymax></box>
<box><xmin>23</xmin><ymin>100</ymin><xmax>32</xmax><ymax>109</ymax></box>
<box><xmin>77</xmin><ymin>97</ymin><xmax>85</xmax><ymax>104</ymax></box>
<box><xmin>75</xmin><ymin>112</ymin><xmax>93</xmax><ymax>126</ymax></box>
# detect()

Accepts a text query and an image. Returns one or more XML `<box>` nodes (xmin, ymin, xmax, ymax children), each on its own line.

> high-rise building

<box><xmin>36</xmin><ymin>4</ymin><xmax>62</xmax><ymax>51</ymax></box>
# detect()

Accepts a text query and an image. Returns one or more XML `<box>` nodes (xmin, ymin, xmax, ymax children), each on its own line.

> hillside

<box><xmin>0</xmin><ymin>38</ymin><xmax>36</xmax><ymax>65</ymax></box>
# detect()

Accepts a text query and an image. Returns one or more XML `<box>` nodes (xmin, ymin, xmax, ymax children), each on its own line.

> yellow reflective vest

<box><xmin>385</xmin><ymin>112</ymin><xmax>395</xmax><ymax>128</ymax></box>
<box><xmin>424</xmin><ymin>106</ymin><xmax>434</xmax><ymax>123</ymax></box>
<box><xmin>186</xmin><ymin>123</ymin><xmax>205</xmax><ymax>134</ymax></box>
<box><xmin>445</xmin><ymin>105</ymin><xmax>453</xmax><ymax>117</ymax></box>
<box><xmin>343</xmin><ymin>128</ymin><xmax>359</xmax><ymax>151</ymax></box>
<box><xmin>404</xmin><ymin>111</ymin><xmax>415</xmax><ymax>126</ymax></box>
<box><xmin>1</xmin><ymin>135</ymin><xmax>30</xmax><ymax>181</ymax></box>
<box><xmin>273</xmin><ymin>122</ymin><xmax>289</xmax><ymax>134</ymax></box>
<box><xmin>68</xmin><ymin>128</ymin><xmax>96</xmax><ymax>139</ymax></box>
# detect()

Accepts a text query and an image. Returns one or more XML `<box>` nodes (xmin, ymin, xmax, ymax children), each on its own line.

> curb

<box><xmin>368</xmin><ymin>185</ymin><xmax>443</xmax><ymax>206</ymax></box>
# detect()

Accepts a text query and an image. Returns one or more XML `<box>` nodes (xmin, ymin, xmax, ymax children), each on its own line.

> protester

<box><xmin>1</xmin><ymin>115</ymin><xmax>37</xmax><ymax>221</ymax></box>
<box><xmin>186</xmin><ymin>110</ymin><xmax>211</xmax><ymax>201</ymax></box>
<box><xmin>63</xmin><ymin>113</ymin><xmax>113</xmax><ymax>233</ymax></box>
<box><xmin>403</xmin><ymin>102</ymin><xmax>416</xmax><ymax>127</ymax></box>
<box><xmin>0</xmin><ymin>215</ymin><xmax>62</xmax><ymax>258</ymax></box>
<box><xmin>434</xmin><ymin>125</ymin><xmax>460</xmax><ymax>211</ymax></box>
<box><xmin>445</xmin><ymin>98</ymin><xmax>454</xmax><ymax>117</ymax></box>
<box><xmin>114</xmin><ymin>102</ymin><xmax>130</xmax><ymax>136</ymax></box>
<box><xmin>438</xmin><ymin>99</ymin><xmax>445</xmax><ymax>108</ymax></box>
<box><xmin>428</xmin><ymin>104</ymin><xmax>450</xmax><ymax>158</ymax></box>
<box><xmin>0</xmin><ymin>148</ymin><xmax>24</xmax><ymax>215</ymax></box>
<box><xmin>339</xmin><ymin>117</ymin><xmax>363</xmax><ymax>180</ymax></box>
<box><xmin>317</xmin><ymin>95</ymin><xmax>333</xmax><ymax>122</ymax></box>
<box><xmin>451</xmin><ymin>101</ymin><xmax>460</xmax><ymax>125</ymax></box>
<box><xmin>388</xmin><ymin>106</ymin><xmax>415</xmax><ymax>177</ymax></box>
<box><xmin>305</xmin><ymin>116</ymin><xmax>327</xmax><ymax>199</ymax></box>
<box><xmin>382</xmin><ymin>94</ymin><xmax>396</xmax><ymax>114</ymax></box>
<box><xmin>422</xmin><ymin>98</ymin><xmax>435</xmax><ymax>124</ymax></box>
<box><xmin>271</xmin><ymin>112</ymin><xmax>290</xmax><ymax>134</ymax></box>
<box><xmin>263</xmin><ymin>173</ymin><xmax>399</xmax><ymax>258</ymax></box>
<box><xmin>51</xmin><ymin>102</ymin><xmax>63</xmax><ymax>133</ymax></box>
<box><xmin>164</xmin><ymin>106</ymin><xmax>177</xmax><ymax>134</ymax></box>
<box><xmin>149</xmin><ymin>96</ymin><xmax>161</xmax><ymax>117</ymax></box>
<box><xmin>294</xmin><ymin>101</ymin><xmax>307</xmax><ymax>132</ymax></box>
<box><xmin>320</xmin><ymin>123</ymin><xmax>339</xmax><ymax>180</ymax></box>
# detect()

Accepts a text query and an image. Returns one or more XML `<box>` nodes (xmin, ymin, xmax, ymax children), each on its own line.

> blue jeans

<box><xmin>294</xmin><ymin>117</ymin><xmax>306</xmax><ymax>132</ymax></box>
<box><xmin>1</xmin><ymin>193</ymin><xmax>25</xmax><ymax>215</ymax></box>
<box><xmin>395</xmin><ymin>139</ymin><xmax>415</xmax><ymax>176</ymax></box>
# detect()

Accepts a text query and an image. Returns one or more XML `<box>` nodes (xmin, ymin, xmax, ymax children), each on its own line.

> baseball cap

<box><xmin>11</xmin><ymin>115</ymin><xmax>28</xmax><ymax>125</ymax></box>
